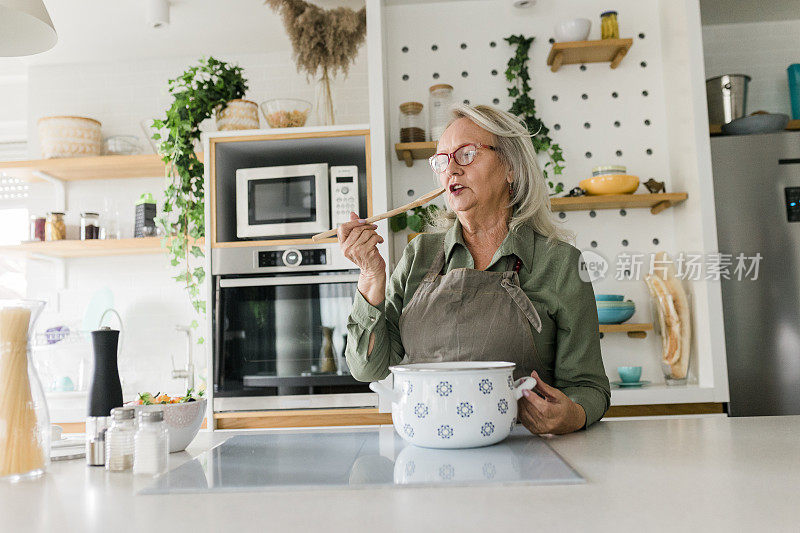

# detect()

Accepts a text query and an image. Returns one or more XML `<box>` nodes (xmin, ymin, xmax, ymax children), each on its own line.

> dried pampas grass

<box><xmin>266</xmin><ymin>0</ymin><xmax>367</xmax><ymax>123</ymax></box>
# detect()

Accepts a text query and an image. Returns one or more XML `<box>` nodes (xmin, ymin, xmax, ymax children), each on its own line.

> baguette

<box><xmin>646</xmin><ymin>274</ymin><xmax>681</xmax><ymax>366</ymax></box>
<box><xmin>652</xmin><ymin>252</ymin><xmax>692</xmax><ymax>379</ymax></box>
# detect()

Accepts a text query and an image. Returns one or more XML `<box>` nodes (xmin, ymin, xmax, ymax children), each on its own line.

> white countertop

<box><xmin>3</xmin><ymin>415</ymin><xmax>798</xmax><ymax>532</ymax></box>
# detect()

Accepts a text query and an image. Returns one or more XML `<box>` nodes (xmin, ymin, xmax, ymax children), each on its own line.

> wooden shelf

<box><xmin>0</xmin><ymin>152</ymin><xmax>203</xmax><ymax>182</ymax></box>
<box><xmin>395</xmin><ymin>141</ymin><xmax>437</xmax><ymax>167</ymax></box>
<box><xmin>710</xmin><ymin>119</ymin><xmax>800</xmax><ymax>136</ymax></box>
<box><xmin>0</xmin><ymin>237</ymin><xmax>204</xmax><ymax>258</ymax></box>
<box><xmin>599</xmin><ymin>323</ymin><xmax>653</xmax><ymax>339</ymax></box>
<box><xmin>551</xmin><ymin>192</ymin><xmax>687</xmax><ymax>214</ymax></box>
<box><xmin>546</xmin><ymin>38</ymin><xmax>633</xmax><ymax>72</ymax></box>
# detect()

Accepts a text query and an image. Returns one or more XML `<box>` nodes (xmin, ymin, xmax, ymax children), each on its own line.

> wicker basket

<box><xmin>38</xmin><ymin>116</ymin><xmax>102</xmax><ymax>158</ymax></box>
<box><xmin>215</xmin><ymin>99</ymin><xmax>259</xmax><ymax>131</ymax></box>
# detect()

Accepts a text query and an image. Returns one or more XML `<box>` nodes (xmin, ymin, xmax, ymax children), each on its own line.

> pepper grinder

<box><xmin>88</xmin><ymin>326</ymin><xmax>123</xmax><ymax>417</ymax></box>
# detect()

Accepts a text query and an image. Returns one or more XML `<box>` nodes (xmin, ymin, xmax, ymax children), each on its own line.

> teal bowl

<box><xmin>597</xmin><ymin>305</ymin><xmax>635</xmax><ymax>324</ymax></box>
<box><xmin>595</xmin><ymin>294</ymin><xmax>624</xmax><ymax>302</ymax></box>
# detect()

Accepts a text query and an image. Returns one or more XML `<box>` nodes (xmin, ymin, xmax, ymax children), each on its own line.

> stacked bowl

<box><xmin>596</xmin><ymin>295</ymin><xmax>635</xmax><ymax>324</ymax></box>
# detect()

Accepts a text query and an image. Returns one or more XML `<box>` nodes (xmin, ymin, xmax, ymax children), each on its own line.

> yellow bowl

<box><xmin>579</xmin><ymin>174</ymin><xmax>640</xmax><ymax>195</ymax></box>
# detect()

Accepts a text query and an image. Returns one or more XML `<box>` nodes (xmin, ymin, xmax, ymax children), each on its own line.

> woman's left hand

<box><xmin>517</xmin><ymin>371</ymin><xmax>587</xmax><ymax>435</ymax></box>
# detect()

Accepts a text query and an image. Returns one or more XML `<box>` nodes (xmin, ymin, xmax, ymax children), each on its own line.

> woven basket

<box><xmin>216</xmin><ymin>99</ymin><xmax>259</xmax><ymax>131</ymax></box>
<box><xmin>38</xmin><ymin>116</ymin><xmax>102</xmax><ymax>158</ymax></box>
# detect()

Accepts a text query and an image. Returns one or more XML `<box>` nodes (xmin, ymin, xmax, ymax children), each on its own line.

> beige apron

<box><xmin>398</xmin><ymin>244</ymin><xmax>550</xmax><ymax>382</ymax></box>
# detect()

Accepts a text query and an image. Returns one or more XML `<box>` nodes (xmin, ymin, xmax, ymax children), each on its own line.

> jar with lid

<box><xmin>399</xmin><ymin>102</ymin><xmax>426</xmax><ymax>143</ymax></box>
<box><xmin>80</xmin><ymin>212</ymin><xmax>99</xmax><ymax>240</ymax></box>
<box><xmin>45</xmin><ymin>212</ymin><xmax>65</xmax><ymax>241</ymax></box>
<box><xmin>429</xmin><ymin>84</ymin><xmax>454</xmax><ymax>142</ymax></box>
<box><xmin>133</xmin><ymin>409</ymin><xmax>169</xmax><ymax>475</ymax></box>
<box><xmin>601</xmin><ymin>11</ymin><xmax>619</xmax><ymax>39</ymax></box>
<box><xmin>29</xmin><ymin>215</ymin><xmax>46</xmax><ymax>241</ymax></box>
<box><xmin>105</xmin><ymin>406</ymin><xmax>135</xmax><ymax>472</ymax></box>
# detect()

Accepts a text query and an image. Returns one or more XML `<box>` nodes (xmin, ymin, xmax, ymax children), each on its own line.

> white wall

<box><xmin>702</xmin><ymin>19</ymin><xmax>800</xmax><ymax>117</ymax></box>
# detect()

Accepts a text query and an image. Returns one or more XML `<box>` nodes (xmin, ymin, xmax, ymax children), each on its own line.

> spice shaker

<box><xmin>85</xmin><ymin>416</ymin><xmax>108</xmax><ymax>467</ymax></box>
<box><xmin>133</xmin><ymin>410</ymin><xmax>169</xmax><ymax>476</ymax></box>
<box><xmin>105</xmin><ymin>407</ymin><xmax>135</xmax><ymax>472</ymax></box>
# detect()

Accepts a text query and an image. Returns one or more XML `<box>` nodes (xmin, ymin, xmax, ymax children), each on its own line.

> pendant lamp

<box><xmin>0</xmin><ymin>0</ymin><xmax>57</xmax><ymax>57</ymax></box>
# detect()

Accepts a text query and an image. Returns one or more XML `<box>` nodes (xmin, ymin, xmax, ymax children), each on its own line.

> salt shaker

<box><xmin>105</xmin><ymin>407</ymin><xmax>135</xmax><ymax>471</ymax></box>
<box><xmin>133</xmin><ymin>410</ymin><xmax>169</xmax><ymax>476</ymax></box>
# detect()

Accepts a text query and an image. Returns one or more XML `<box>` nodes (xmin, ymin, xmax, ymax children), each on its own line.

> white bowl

<box><xmin>554</xmin><ymin>18</ymin><xmax>591</xmax><ymax>42</ymax></box>
<box><xmin>370</xmin><ymin>362</ymin><xmax>535</xmax><ymax>449</ymax></box>
<box><xmin>133</xmin><ymin>398</ymin><xmax>206</xmax><ymax>453</ymax></box>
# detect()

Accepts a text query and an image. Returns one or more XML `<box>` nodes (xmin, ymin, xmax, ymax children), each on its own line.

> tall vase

<box><xmin>0</xmin><ymin>299</ymin><xmax>50</xmax><ymax>481</ymax></box>
<box><xmin>315</xmin><ymin>69</ymin><xmax>336</xmax><ymax>126</ymax></box>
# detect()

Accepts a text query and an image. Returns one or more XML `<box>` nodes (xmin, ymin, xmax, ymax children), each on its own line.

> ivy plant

<box><xmin>390</xmin><ymin>204</ymin><xmax>440</xmax><ymax>233</ymax></box>
<box><xmin>505</xmin><ymin>34</ymin><xmax>565</xmax><ymax>195</ymax></box>
<box><xmin>152</xmin><ymin>57</ymin><xmax>247</xmax><ymax>342</ymax></box>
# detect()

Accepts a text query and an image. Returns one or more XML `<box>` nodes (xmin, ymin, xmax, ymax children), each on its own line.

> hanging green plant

<box><xmin>504</xmin><ymin>34</ymin><xmax>565</xmax><ymax>195</ymax></box>
<box><xmin>152</xmin><ymin>57</ymin><xmax>248</xmax><ymax>342</ymax></box>
<box><xmin>389</xmin><ymin>204</ymin><xmax>440</xmax><ymax>233</ymax></box>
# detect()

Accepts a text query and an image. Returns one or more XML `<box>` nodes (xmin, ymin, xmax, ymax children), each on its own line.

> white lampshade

<box><xmin>0</xmin><ymin>0</ymin><xmax>57</xmax><ymax>57</ymax></box>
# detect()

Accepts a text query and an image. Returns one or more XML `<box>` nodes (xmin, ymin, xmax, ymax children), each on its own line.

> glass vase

<box><xmin>0</xmin><ymin>299</ymin><xmax>50</xmax><ymax>481</ymax></box>
<box><xmin>315</xmin><ymin>71</ymin><xmax>336</xmax><ymax>126</ymax></box>
<box><xmin>650</xmin><ymin>291</ymin><xmax>693</xmax><ymax>386</ymax></box>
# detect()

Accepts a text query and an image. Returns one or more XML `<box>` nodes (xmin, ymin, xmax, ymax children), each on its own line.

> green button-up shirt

<box><xmin>345</xmin><ymin>218</ymin><xmax>611</xmax><ymax>428</ymax></box>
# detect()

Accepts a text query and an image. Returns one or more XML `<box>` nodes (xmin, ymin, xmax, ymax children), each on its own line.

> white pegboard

<box><xmin>383</xmin><ymin>0</ymin><xmax>687</xmax><ymax>388</ymax></box>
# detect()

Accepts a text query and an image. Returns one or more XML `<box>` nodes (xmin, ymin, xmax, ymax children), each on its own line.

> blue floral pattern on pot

<box><xmin>481</xmin><ymin>422</ymin><xmax>495</xmax><ymax>437</ymax></box>
<box><xmin>405</xmin><ymin>461</ymin><xmax>415</xmax><ymax>477</ymax></box>
<box><xmin>436</xmin><ymin>381</ymin><xmax>452</xmax><ymax>397</ymax></box>
<box><xmin>414</xmin><ymin>403</ymin><xmax>429</xmax><ymax>419</ymax></box>
<box><xmin>439</xmin><ymin>464</ymin><xmax>455</xmax><ymax>480</ymax></box>
<box><xmin>497</xmin><ymin>398</ymin><xmax>509</xmax><ymax>414</ymax></box>
<box><xmin>438</xmin><ymin>424</ymin><xmax>454</xmax><ymax>439</ymax></box>
<box><xmin>404</xmin><ymin>381</ymin><xmax>413</xmax><ymax>396</ymax></box>
<box><xmin>478</xmin><ymin>378</ymin><xmax>493</xmax><ymax>395</ymax></box>
<box><xmin>456</xmin><ymin>401</ymin><xmax>473</xmax><ymax>418</ymax></box>
<box><xmin>507</xmin><ymin>375</ymin><xmax>514</xmax><ymax>390</ymax></box>
<box><xmin>403</xmin><ymin>424</ymin><xmax>414</xmax><ymax>438</ymax></box>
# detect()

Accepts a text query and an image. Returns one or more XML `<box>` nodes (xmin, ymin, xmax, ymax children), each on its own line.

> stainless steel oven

<box><xmin>212</xmin><ymin>244</ymin><xmax>375</xmax><ymax>411</ymax></box>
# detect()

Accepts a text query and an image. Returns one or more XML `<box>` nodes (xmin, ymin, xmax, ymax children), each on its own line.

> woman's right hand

<box><xmin>338</xmin><ymin>212</ymin><xmax>386</xmax><ymax>278</ymax></box>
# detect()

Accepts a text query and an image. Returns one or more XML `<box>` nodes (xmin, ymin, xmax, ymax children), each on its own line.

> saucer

<box><xmin>611</xmin><ymin>380</ymin><xmax>650</xmax><ymax>388</ymax></box>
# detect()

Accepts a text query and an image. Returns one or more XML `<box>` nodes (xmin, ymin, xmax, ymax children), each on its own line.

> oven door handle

<box><xmin>219</xmin><ymin>273</ymin><xmax>361</xmax><ymax>288</ymax></box>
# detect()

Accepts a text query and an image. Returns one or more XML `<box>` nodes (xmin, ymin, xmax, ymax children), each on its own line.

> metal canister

<box><xmin>706</xmin><ymin>74</ymin><xmax>751</xmax><ymax>125</ymax></box>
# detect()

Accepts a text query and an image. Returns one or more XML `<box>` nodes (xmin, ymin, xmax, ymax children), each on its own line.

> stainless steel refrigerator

<box><xmin>711</xmin><ymin>131</ymin><xmax>800</xmax><ymax>416</ymax></box>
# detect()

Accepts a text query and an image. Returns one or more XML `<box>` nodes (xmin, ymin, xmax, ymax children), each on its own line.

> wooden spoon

<box><xmin>311</xmin><ymin>186</ymin><xmax>446</xmax><ymax>241</ymax></box>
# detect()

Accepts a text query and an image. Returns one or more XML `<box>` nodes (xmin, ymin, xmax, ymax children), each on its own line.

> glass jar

<box><xmin>45</xmin><ymin>212</ymin><xmax>66</xmax><ymax>241</ymax></box>
<box><xmin>80</xmin><ymin>212</ymin><xmax>100</xmax><ymax>240</ymax></box>
<box><xmin>0</xmin><ymin>299</ymin><xmax>50</xmax><ymax>481</ymax></box>
<box><xmin>399</xmin><ymin>102</ymin><xmax>426</xmax><ymax>143</ymax></box>
<box><xmin>105</xmin><ymin>406</ymin><xmax>136</xmax><ymax>472</ymax></box>
<box><xmin>29</xmin><ymin>216</ymin><xmax>46</xmax><ymax>241</ymax></box>
<box><xmin>133</xmin><ymin>409</ymin><xmax>169</xmax><ymax>476</ymax></box>
<box><xmin>429</xmin><ymin>84</ymin><xmax>454</xmax><ymax>142</ymax></box>
<box><xmin>601</xmin><ymin>11</ymin><xmax>619</xmax><ymax>39</ymax></box>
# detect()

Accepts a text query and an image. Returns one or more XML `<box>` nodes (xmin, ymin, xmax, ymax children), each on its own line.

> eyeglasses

<box><xmin>428</xmin><ymin>143</ymin><xmax>497</xmax><ymax>174</ymax></box>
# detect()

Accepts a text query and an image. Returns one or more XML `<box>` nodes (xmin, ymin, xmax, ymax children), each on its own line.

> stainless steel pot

<box><xmin>706</xmin><ymin>74</ymin><xmax>751</xmax><ymax>124</ymax></box>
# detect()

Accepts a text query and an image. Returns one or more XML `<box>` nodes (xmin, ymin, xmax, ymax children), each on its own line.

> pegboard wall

<box><xmin>383</xmin><ymin>0</ymin><xmax>690</xmax><ymax>385</ymax></box>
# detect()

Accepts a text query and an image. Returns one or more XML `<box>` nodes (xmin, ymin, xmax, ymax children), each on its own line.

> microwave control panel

<box><xmin>258</xmin><ymin>248</ymin><xmax>327</xmax><ymax>268</ymax></box>
<box><xmin>331</xmin><ymin>165</ymin><xmax>359</xmax><ymax>227</ymax></box>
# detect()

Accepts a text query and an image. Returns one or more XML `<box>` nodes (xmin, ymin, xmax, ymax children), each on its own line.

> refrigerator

<box><xmin>711</xmin><ymin>131</ymin><xmax>800</xmax><ymax>416</ymax></box>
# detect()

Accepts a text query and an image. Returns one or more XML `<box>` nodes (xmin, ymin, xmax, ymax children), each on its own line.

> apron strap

<box><xmin>501</xmin><ymin>254</ymin><xmax>542</xmax><ymax>333</ymax></box>
<box><xmin>423</xmin><ymin>247</ymin><xmax>447</xmax><ymax>282</ymax></box>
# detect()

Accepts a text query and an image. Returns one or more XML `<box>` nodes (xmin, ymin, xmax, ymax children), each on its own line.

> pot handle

<box><xmin>369</xmin><ymin>380</ymin><xmax>401</xmax><ymax>403</ymax></box>
<box><xmin>512</xmin><ymin>376</ymin><xmax>537</xmax><ymax>400</ymax></box>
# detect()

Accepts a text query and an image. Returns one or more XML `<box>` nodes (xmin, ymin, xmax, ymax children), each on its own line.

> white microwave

<box><xmin>236</xmin><ymin>163</ymin><xmax>331</xmax><ymax>238</ymax></box>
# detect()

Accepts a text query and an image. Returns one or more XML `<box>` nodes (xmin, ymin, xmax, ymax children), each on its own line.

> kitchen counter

<box><xmin>3</xmin><ymin>415</ymin><xmax>798</xmax><ymax>532</ymax></box>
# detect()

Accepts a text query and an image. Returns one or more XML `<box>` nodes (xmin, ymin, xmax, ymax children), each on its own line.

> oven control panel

<box><xmin>257</xmin><ymin>248</ymin><xmax>327</xmax><ymax>268</ymax></box>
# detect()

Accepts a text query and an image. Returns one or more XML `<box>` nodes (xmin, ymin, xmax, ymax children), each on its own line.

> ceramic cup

<box><xmin>370</xmin><ymin>361</ymin><xmax>536</xmax><ymax>449</ymax></box>
<box><xmin>617</xmin><ymin>366</ymin><xmax>642</xmax><ymax>383</ymax></box>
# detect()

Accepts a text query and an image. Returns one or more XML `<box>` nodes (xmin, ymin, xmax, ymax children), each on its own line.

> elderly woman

<box><xmin>338</xmin><ymin>104</ymin><xmax>610</xmax><ymax>435</ymax></box>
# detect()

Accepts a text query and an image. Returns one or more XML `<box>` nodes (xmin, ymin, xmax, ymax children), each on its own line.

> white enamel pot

<box><xmin>370</xmin><ymin>362</ymin><xmax>536</xmax><ymax>449</ymax></box>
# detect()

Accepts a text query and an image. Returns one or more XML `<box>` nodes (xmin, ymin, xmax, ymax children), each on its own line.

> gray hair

<box><xmin>430</xmin><ymin>103</ymin><xmax>574</xmax><ymax>246</ymax></box>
